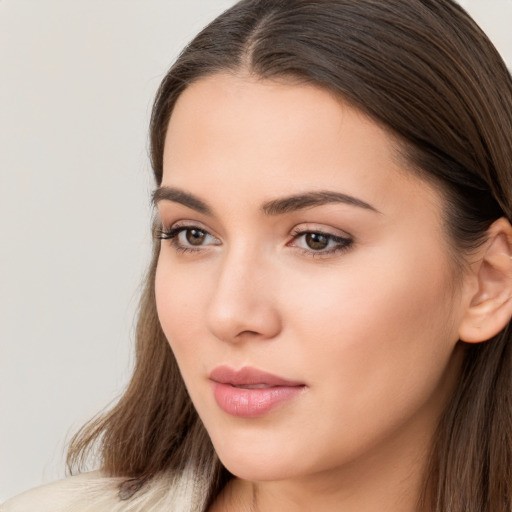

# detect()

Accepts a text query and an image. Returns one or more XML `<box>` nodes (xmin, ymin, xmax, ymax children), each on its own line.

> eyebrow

<box><xmin>152</xmin><ymin>186</ymin><xmax>379</xmax><ymax>216</ymax></box>
<box><xmin>262</xmin><ymin>190</ymin><xmax>379</xmax><ymax>215</ymax></box>
<box><xmin>152</xmin><ymin>187</ymin><xmax>212</xmax><ymax>215</ymax></box>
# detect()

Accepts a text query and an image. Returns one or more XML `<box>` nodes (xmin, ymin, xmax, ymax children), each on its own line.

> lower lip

<box><xmin>212</xmin><ymin>382</ymin><xmax>305</xmax><ymax>418</ymax></box>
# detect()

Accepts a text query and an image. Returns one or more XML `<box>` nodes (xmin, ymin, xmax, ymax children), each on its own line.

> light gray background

<box><xmin>1</xmin><ymin>0</ymin><xmax>511</xmax><ymax>502</ymax></box>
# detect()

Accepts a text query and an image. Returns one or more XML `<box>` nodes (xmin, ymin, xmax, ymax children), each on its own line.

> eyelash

<box><xmin>157</xmin><ymin>225</ymin><xmax>354</xmax><ymax>257</ymax></box>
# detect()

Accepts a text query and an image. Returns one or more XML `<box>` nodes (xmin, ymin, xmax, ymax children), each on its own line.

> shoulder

<box><xmin>1</xmin><ymin>471</ymin><xmax>123</xmax><ymax>512</ymax></box>
<box><xmin>2</xmin><ymin>468</ymin><xmax>209</xmax><ymax>512</ymax></box>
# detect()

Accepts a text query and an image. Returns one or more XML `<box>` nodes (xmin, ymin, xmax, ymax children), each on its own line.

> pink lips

<box><xmin>209</xmin><ymin>366</ymin><xmax>306</xmax><ymax>418</ymax></box>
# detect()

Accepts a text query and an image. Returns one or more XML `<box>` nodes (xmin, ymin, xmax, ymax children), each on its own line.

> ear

<box><xmin>458</xmin><ymin>217</ymin><xmax>512</xmax><ymax>343</ymax></box>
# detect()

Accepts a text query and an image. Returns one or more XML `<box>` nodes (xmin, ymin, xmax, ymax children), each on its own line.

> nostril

<box><xmin>236</xmin><ymin>330</ymin><xmax>261</xmax><ymax>338</ymax></box>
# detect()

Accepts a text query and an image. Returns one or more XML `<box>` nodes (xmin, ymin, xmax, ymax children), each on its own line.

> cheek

<box><xmin>283</xmin><ymin>244</ymin><xmax>459</xmax><ymax>406</ymax></box>
<box><xmin>154</xmin><ymin>255</ymin><xmax>207</xmax><ymax>353</ymax></box>
<box><xmin>265</xmin><ymin>250</ymin><xmax>461</xmax><ymax>472</ymax></box>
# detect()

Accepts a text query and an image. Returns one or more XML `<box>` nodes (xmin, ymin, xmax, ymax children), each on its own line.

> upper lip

<box><xmin>209</xmin><ymin>366</ymin><xmax>305</xmax><ymax>387</ymax></box>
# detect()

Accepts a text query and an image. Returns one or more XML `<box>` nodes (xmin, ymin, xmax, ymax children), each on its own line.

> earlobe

<box><xmin>458</xmin><ymin>218</ymin><xmax>512</xmax><ymax>343</ymax></box>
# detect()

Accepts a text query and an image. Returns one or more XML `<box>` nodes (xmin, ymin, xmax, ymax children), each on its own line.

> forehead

<box><xmin>162</xmin><ymin>73</ymin><xmax>442</xmax><ymax>221</ymax></box>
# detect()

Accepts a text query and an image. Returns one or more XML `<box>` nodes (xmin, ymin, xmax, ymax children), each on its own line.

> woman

<box><xmin>3</xmin><ymin>0</ymin><xmax>512</xmax><ymax>510</ymax></box>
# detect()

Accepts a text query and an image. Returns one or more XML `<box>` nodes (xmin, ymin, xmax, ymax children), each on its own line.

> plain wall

<box><xmin>1</xmin><ymin>0</ymin><xmax>511</xmax><ymax>502</ymax></box>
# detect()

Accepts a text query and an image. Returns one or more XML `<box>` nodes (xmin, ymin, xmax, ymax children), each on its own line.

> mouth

<box><xmin>209</xmin><ymin>366</ymin><xmax>306</xmax><ymax>418</ymax></box>
<box><xmin>234</xmin><ymin>383</ymin><xmax>278</xmax><ymax>389</ymax></box>
<box><xmin>209</xmin><ymin>365</ymin><xmax>304</xmax><ymax>387</ymax></box>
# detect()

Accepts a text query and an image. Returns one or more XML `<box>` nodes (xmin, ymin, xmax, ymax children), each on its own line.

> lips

<box><xmin>209</xmin><ymin>366</ymin><xmax>306</xmax><ymax>418</ymax></box>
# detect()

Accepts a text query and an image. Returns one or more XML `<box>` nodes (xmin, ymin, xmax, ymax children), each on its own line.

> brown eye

<box><xmin>305</xmin><ymin>233</ymin><xmax>329</xmax><ymax>250</ymax></box>
<box><xmin>289</xmin><ymin>229</ymin><xmax>353</xmax><ymax>256</ymax></box>
<box><xmin>185</xmin><ymin>229</ymin><xmax>206</xmax><ymax>246</ymax></box>
<box><xmin>157</xmin><ymin>225</ymin><xmax>220</xmax><ymax>252</ymax></box>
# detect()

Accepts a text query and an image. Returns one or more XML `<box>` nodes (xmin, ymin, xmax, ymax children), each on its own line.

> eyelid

<box><xmin>157</xmin><ymin>218</ymin><xmax>218</xmax><ymax>236</ymax></box>
<box><xmin>289</xmin><ymin>223</ymin><xmax>352</xmax><ymax>240</ymax></box>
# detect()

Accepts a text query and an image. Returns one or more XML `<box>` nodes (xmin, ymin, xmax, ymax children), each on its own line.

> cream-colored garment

<box><xmin>1</xmin><ymin>468</ymin><xmax>207</xmax><ymax>512</ymax></box>
<box><xmin>0</xmin><ymin>472</ymin><xmax>126</xmax><ymax>512</ymax></box>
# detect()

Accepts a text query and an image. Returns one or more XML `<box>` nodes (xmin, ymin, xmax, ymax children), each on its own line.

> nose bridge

<box><xmin>206</xmin><ymin>242</ymin><xmax>281</xmax><ymax>343</ymax></box>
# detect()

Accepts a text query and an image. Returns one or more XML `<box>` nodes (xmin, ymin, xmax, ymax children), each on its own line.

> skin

<box><xmin>154</xmin><ymin>73</ymin><xmax>472</xmax><ymax>512</ymax></box>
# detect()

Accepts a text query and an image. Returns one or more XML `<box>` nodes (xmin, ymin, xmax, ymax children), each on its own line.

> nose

<box><xmin>206</xmin><ymin>247</ymin><xmax>282</xmax><ymax>344</ymax></box>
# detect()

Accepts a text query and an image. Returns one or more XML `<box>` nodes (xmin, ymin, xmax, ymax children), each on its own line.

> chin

<box><xmin>219</xmin><ymin>456</ymin><xmax>296</xmax><ymax>483</ymax></box>
<box><xmin>210</xmin><ymin>431</ymin><xmax>312</xmax><ymax>483</ymax></box>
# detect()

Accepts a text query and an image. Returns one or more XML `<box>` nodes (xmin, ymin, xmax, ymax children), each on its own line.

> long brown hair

<box><xmin>68</xmin><ymin>1</ymin><xmax>512</xmax><ymax>510</ymax></box>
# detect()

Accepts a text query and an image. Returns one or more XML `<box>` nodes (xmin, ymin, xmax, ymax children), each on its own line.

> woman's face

<box><xmin>155</xmin><ymin>74</ymin><xmax>467</xmax><ymax>484</ymax></box>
